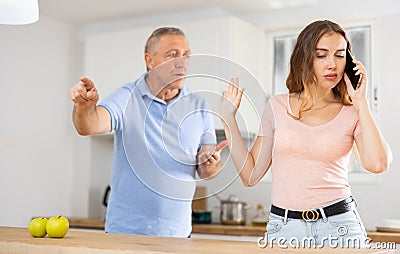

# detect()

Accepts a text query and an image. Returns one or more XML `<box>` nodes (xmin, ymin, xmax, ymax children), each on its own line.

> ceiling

<box><xmin>37</xmin><ymin>0</ymin><xmax>319</xmax><ymax>25</ymax></box>
<box><xmin>37</xmin><ymin>0</ymin><xmax>400</xmax><ymax>28</ymax></box>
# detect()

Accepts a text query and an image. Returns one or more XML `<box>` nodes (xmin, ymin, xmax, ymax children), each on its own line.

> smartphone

<box><xmin>345</xmin><ymin>49</ymin><xmax>361</xmax><ymax>90</ymax></box>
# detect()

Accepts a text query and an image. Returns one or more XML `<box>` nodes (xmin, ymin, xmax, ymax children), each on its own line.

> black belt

<box><xmin>270</xmin><ymin>197</ymin><xmax>356</xmax><ymax>222</ymax></box>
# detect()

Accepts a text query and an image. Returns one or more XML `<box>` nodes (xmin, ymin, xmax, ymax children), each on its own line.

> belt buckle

<box><xmin>301</xmin><ymin>209</ymin><xmax>319</xmax><ymax>222</ymax></box>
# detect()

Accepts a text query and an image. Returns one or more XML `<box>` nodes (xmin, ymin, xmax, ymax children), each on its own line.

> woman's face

<box><xmin>313</xmin><ymin>32</ymin><xmax>347</xmax><ymax>90</ymax></box>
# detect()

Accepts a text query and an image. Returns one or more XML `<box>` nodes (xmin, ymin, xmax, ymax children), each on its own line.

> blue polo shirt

<box><xmin>98</xmin><ymin>74</ymin><xmax>216</xmax><ymax>237</ymax></box>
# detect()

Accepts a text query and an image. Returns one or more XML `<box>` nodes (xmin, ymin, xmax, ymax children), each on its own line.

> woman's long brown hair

<box><xmin>286</xmin><ymin>20</ymin><xmax>353</xmax><ymax>120</ymax></box>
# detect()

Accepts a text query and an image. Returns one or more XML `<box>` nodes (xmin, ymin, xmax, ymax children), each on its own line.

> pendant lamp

<box><xmin>0</xmin><ymin>0</ymin><xmax>39</xmax><ymax>25</ymax></box>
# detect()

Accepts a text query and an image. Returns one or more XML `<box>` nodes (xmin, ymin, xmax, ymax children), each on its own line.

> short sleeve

<box><xmin>258</xmin><ymin>100</ymin><xmax>275</xmax><ymax>137</ymax></box>
<box><xmin>98</xmin><ymin>85</ymin><xmax>132</xmax><ymax>132</ymax></box>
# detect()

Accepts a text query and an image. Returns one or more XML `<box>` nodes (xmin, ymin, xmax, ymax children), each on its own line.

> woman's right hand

<box><xmin>221</xmin><ymin>77</ymin><xmax>244</xmax><ymax>118</ymax></box>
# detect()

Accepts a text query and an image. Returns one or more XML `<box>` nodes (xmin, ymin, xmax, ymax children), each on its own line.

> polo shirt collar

<box><xmin>137</xmin><ymin>73</ymin><xmax>189</xmax><ymax>105</ymax></box>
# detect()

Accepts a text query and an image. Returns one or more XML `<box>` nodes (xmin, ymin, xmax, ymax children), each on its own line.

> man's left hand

<box><xmin>197</xmin><ymin>140</ymin><xmax>229</xmax><ymax>179</ymax></box>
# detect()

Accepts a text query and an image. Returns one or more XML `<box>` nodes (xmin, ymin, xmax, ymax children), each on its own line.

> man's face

<box><xmin>146</xmin><ymin>34</ymin><xmax>191</xmax><ymax>91</ymax></box>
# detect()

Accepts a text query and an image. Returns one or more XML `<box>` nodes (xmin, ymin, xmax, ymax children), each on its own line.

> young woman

<box><xmin>220</xmin><ymin>20</ymin><xmax>392</xmax><ymax>248</ymax></box>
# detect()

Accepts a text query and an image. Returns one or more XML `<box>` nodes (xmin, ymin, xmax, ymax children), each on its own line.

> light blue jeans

<box><xmin>260</xmin><ymin>200</ymin><xmax>369</xmax><ymax>249</ymax></box>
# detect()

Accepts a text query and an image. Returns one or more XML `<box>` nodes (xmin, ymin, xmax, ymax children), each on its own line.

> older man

<box><xmin>70</xmin><ymin>27</ymin><xmax>227</xmax><ymax>237</ymax></box>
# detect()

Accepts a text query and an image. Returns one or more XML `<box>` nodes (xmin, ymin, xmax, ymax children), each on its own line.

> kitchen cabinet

<box><xmin>83</xmin><ymin>26</ymin><xmax>150</xmax><ymax>100</ymax></box>
<box><xmin>179</xmin><ymin>16</ymin><xmax>267</xmax><ymax>134</ymax></box>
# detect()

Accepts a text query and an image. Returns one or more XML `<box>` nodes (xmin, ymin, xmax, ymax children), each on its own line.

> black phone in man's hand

<box><xmin>345</xmin><ymin>49</ymin><xmax>361</xmax><ymax>90</ymax></box>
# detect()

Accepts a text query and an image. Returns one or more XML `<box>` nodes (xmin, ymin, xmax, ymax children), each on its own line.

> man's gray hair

<box><xmin>144</xmin><ymin>27</ymin><xmax>186</xmax><ymax>54</ymax></box>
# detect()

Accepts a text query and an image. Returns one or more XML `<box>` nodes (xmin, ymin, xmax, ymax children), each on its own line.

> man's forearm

<box><xmin>72</xmin><ymin>105</ymin><xmax>103</xmax><ymax>136</ymax></box>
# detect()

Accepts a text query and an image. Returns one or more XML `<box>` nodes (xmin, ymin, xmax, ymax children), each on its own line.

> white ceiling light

<box><xmin>267</xmin><ymin>0</ymin><xmax>317</xmax><ymax>9</ymax></box>
<box><xmin>0</xmin><ymin>0</ymin><xmax>39</xmax><ymax>25</ymax></box>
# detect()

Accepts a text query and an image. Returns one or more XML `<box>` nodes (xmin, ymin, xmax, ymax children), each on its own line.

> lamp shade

<box><xmin>0</xmin><ymin>0</ymin><xmax>39</xmax><ymax>25</ymax></box>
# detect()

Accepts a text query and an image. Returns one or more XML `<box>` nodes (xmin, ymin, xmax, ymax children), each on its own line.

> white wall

<box><xmin>0</xmin><ymin>16</ymin><xmax>78</xmax><ymax>227</ymax></box>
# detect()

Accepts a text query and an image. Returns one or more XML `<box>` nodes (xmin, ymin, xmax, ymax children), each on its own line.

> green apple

<box><xmin>46</xmin><ymin>216</ymin><xmax>69</xmax><ymax>238</ymax></box>
<box><xmin>28</xmin><ymin>217</ymin><xmax>48</xmax><ymax>237</ymax></box>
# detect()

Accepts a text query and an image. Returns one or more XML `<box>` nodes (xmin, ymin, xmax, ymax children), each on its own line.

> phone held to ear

<box><xmin>345</xmin><ymin>49</ymin><xmax>361</xmax><ymax>90</ymax></box>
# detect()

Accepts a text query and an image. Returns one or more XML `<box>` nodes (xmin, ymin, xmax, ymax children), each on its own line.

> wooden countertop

<box><xmin>67</xmin><ymin>217</ymin><xmax>400</xmax><ymax>244</ymax></box>
<box><xmin>0</xmin><ymin>226</ymin><xmax>391</xmax><ymax>254</ymax></box>
<box><xmin>192</xmin><ymin>223</ymin><xmax>265</xmax><ymax>236</ymax></box>
<box><xmin>67</xmin><ymin>217</ymin><xmax>266</xmax><ymax>236</ymax></box>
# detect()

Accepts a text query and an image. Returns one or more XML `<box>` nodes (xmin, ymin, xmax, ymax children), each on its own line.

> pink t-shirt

<box><xmin>258</xmin><ymin>94</ymin><xmax>361</xmax><ymax>210</ymax></box>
